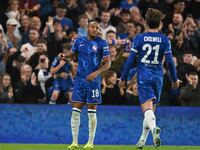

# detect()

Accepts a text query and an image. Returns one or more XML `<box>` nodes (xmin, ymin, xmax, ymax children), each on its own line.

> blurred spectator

<box><xmin>0</xmin><ymin>73</ymin><xmax>13</xmax><ymax>103</ymax></box>
<box><xmin>6</xmin><ymin>50</ymin><xmax>25</xmax><ymax>87</ymax></box>
<box><xmin>19</xmin><ymin>14</ymin><xmax>31</xmax><ymax>44</ymax></box>
<box><xmin>186</xmin><ymin>0</ymin><xmax>200</xmax><ymax>19</ymax></box>
<box><xmin>36</xmin><ymin>53</ymin><xmax>51</xmax><ymax>102</ymax></box>
<box><xmin>129</xmin><ymin>6</ymin><xmax>144</xmax><ymax>33</ymax></box>
<box><xmin>20</xmin><ymin>28</ymin><xmax>39</xmax><ymax>61</ymax></box>
<box><xmin>30</xmin><ymin>16</ymin><xmax>41</xmax><ymax>32</ymax></box>
<box><xmin>102</xmin><ymin>70</ymin><xmax>125</xmax><ymax>105</ymax></box>
<box><xmin>63</xmin><ymin>0</ymin><xmax>84</xmax><ymax>28</ymax></box>
<box><xmin>5</xmin><ymin>18</ymin><xmax>21</xmax><ymax>49</ymax></box>
<box><xmin>28</xmin><ymin>38</ymin><xmax>47</xmax><ymax>69</ymax></box>
<box><xmin>5</xmin><ymin>0</ymin><xmax>21</xmax><ymax>22</ymax></box>
<box><xmin>14</xmin><ymin>64</ymin><xmax>44</xmax><ymax>103</ymax></box>
<box><xmin>49</xmin><ymin>53</ymin><xmax>75</xmax><ymax>104</ymax></box>
<box><xmin>85</xmin><ymin>0</ymin><xmax>99</xmax><ymax>21</ymax></box>
<box><xmin>99</xmin><ymin>10</ymin><xmax>116</xmax><ymax>39</ymax></box>
<box><xmin>39</xmin><ymin>0</ymin><xmax>53</xmax><ymax>28</ymax></box>
<box><xmin>120</xmin><ymin>0</ymin><xmax>138</xmax><ymax>9</ymax></box>
<box><xmin>0</xmin><ymin>29</ymin><xmax>8</xmax><ymax>54</ymax></box>
<box><xmin>0</xmin><ymin>0</ymin><xmax>8</xmax><ymax>31</ymax></box>
<box><xmin>181</xmin><ymin>16</ymin><xmax>200</xmax><ymax>57</ymax></box>
<box><xmin>116</xmin><ymin>9</ymin><xmax>131</xmax><ymax>36</ymax></box>
<box><xmin>66</xmin><ymin>28</ymin><xmax>78</xmax><ymax>44</ymax></box>
<box><xmin>108</xmin><ymin>45</ymin><xmax>127</xmax><ymax>77</ymax></box>
<box><xmin>54</xmin><ymin>3</ymin><xmax>73</xmax><ymax>32</ymax></box>
<box><xmin>5</xmin><ymin>0</ymin><xmax>22</xmax><ymax>40</ymax></box>
<box><xmin>42</xmin><ymin>16</ymin><xmax>64</xmax><ymax>62</ymax></box>
<box><xmin>77</xmin><ymin>14</ymin><xmax>88</xmax><ymax>37</ymax></box>
<box><xmin>166</xmin><ymin>13</ymin><xmax>183</xmax><ymax>39</ymax></box>
<box><xmin>161</xmin><ymin>56</ymin><xmax>180</xmax><ymax>106</ymax></box>
<box><xmin>19</xmin><ymin>0</ymin><xmax>41</xmax><ymax>17</ymax></box>
<box><xmin>125</xmin><ymin>76</ymin><xmax>139</xmax><ymax>105</ymax></box>
<box><xmin>98</xmin><ymin>0</ymin><xmax>112</xmax><ymax>13</ymax></box>
<box><xmin>179</xmin><ymin>72</ymin><xmax>200</xmax><ymax>106</ymax></box>
<box><xmin>177</xmin><ymin>51</ymin><xmax>196</xmax><ymax>86</ymax></box>
<box><xmin>173</xmin><ymin>0</ymin><xmax>185</xmax><ymax>16</ymax></box>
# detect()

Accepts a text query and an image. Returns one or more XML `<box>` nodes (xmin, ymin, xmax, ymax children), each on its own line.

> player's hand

<box><xmin>59</xmin><ymin>60</ymin><xmax>66</xmax><ymax>67</ymax></box>
<box><xmin>172</xmin><ymin>79</ymin><xmax>182</xmax><ymax>89</ymax></box>
<box><xmin>185</xmin><ymin>74</ymin><xmax>192</xmax><ymax>85</ymax></box>
<box><xmin>86</xmin><ymin>71</ymin><xmax>98</xmax><ymax>81</ymax></box>
<box><xmin>46</xmin><ymin>16</ymin><xmax>54</xmax><ymax>26</ymax></box>
<box><xmin>118</xmin><ymin>79</ymin><xmax>126</xmax><ymax>90</ymax></box>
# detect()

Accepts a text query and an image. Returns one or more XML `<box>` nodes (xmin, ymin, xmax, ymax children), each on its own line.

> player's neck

<box><xmin>88</xmin><ymin>35</ymin><xmax>96</xmax><ymax>40</ymax></box>
<box><xmin>147</xmin><ymin>28</ymin><xmax>159</xmax><ymax>33</ymax></box>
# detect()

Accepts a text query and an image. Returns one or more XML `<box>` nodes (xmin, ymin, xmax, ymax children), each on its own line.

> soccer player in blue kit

<box><xmin>119</xmin><ymin>8</ymin><xmax>181</xmax><ymax>149</ymax></box>
<box><xmin>62</xmin><ymin>21</ymin><xmax>111</xmax><ymax>149</ymax></box>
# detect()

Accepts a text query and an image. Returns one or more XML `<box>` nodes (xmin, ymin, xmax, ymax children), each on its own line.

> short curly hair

<box><xmin>145</xmin><ymin>8</ymin><xmax>165</xmax><ymax>29</ymax></box>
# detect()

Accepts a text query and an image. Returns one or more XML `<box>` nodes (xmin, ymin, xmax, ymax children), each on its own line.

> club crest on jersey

<box><xmin>92</xmin><ymin>45</ymin><xmax>97</xmax><ymax>52</ymax></box>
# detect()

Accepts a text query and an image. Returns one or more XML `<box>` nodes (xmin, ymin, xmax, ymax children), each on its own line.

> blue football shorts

<box><xmin>137</xmin><ymin>76</ymin><xmax>163</xmax><ymax>104</ymax></box>
<box><xmin>72</xmin><ymin>76</ymin><xmax>102</xmax><ymax>104</ymax></box>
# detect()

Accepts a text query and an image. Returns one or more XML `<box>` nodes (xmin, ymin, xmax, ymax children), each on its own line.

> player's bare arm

<box><xmin>50</xmin><ymin>60</ymin><xmax>66</xmax><ymax>75</ymax></box>
<box><xmin>86</xmin><ymin>56</ymin><xmax>111</xmax><ymax>81</ymax></box>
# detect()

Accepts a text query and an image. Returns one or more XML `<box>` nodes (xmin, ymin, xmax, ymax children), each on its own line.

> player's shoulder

<box><xmin>134</xmin><ymin>33</ymin><xmax>143</xmax><ymax>40</ymax></box>
<box><xmin>74</xmin><ymin>36</ymin><xmax>87</xmax><ymax>43</ymax></box>
<box><xmin>95</xmin><ymin>36</ymin><xmax>107</xmax><ymax>43</ymax></box>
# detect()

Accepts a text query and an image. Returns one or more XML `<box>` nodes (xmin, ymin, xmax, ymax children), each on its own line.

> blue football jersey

<box><xmin>51</xmin><ymin>57</ymin><xmax>72</xmax><ymax>74</ymax></box>
<box><xmin>71</xmin><ymin>36</ymin><xmax>110</xmax><ymax>78</ymax></box>
<box><xmin>131</xmin><ymin>32</ymin><xmax>171</xmax><ymax>76</ymax></box>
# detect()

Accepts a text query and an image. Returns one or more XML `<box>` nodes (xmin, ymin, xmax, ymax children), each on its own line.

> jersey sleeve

<box><xmin>102</xmin><ymin>40</ymin><xmax>110</xmax><ymax>58</ymax></box>
<box><xmin>164</xmin><ymin>37</ymin><xmax>178</xmax><ymax>82</ymax></box>
<box><xmin>164</xmin><ymin>37</ymin><xmax>172</xmax><ymax>54</ymax></box>
<box><xmin>51</xmin><ymin>57</ymin><xmax>59</xmax><ymax>67</ymax></box>
<box><xmin>71</xmin><ymin>38</ymin><xmax>79</xmax><ymax>53</ymax></box>
<box><xmin>130</xmin><ymin>35</ymin><xmax>139</xmax><ymax>54</ymax></box>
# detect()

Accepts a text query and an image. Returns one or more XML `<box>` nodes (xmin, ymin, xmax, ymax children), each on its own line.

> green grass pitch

<box><xmin>0</xmin><ymin>144</ymin><xmax>200</xmax><ymax>150</ymax></box>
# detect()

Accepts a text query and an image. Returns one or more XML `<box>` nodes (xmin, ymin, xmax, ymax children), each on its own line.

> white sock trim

<box><xmin>73</xmin><ymin>107</ymin><xmax>82</xmax><ymax>113</ymax></box>
<box><xmin>88</xmin><ymin>109</ymin><xmax>96</xmax><ymax>113</ymax></box>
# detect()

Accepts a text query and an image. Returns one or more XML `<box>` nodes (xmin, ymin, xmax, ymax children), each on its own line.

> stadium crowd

<box><xmin>0</xmin><ymin>0</ymin><xmax>200</xmax><ymax>106</ymax></box>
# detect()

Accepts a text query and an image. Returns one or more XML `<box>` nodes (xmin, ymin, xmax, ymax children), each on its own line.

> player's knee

<box><xmin>72</xmin><ymin>102</ymin><xmax>84</xmax><ymax>110</ymax></box>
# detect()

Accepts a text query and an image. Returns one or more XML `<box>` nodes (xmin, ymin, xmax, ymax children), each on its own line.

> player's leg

<box><xmin>49</xmin><ymin>90</ymin><xmax>59</xmax><ymax>104</ymax></box>
<box><xmin>83</xmin><ymin>77</ymin><xmax>101</xmax><ymax>149</ymax></box>
<box><xmin>83</xmin><ymin>104</ymin><xmax>97</xmax><ymax>149</ymax></box>
<box><xmin>64</xmin><ymin>76</ymin><xmax>73</xmax><ymax>104</ymax></box>
<box><xmin>136</xmin><ymin>80</ymin><xmax>160</xmax><ymax>148</ymax></box>
<box><xmin>67</xmin><ymin>91</ymin><xmax>72</xmax><ymax>103</ymax></box>
<box><xmin>68</xmin><ymin>78</ymin><xmax>85</xmax><ymax>149</ymax></box>
<box><xmin>49</xmin><ymin>79</ymin><xmax>60</xmax><ymax>104</ymax></box>
<box><xmin>142</xmin><ymin>99</ymin><xmax>161</xmax><ymax>147</ymax></box>
<box><xmin>68</xmin><ymin>102</ymin><xmax>85</xmax><ymax>149</ymax></box>
<box><xmin>136</xmin><ymin>117</ymin><xmax>150</xmax><ymax>149</ymax></box>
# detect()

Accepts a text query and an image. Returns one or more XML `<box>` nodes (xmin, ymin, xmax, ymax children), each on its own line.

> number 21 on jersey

<box><xmin>141</xmin><ymin>44</ymin><xmax>160</xmax><ymax>64</ymax></box>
